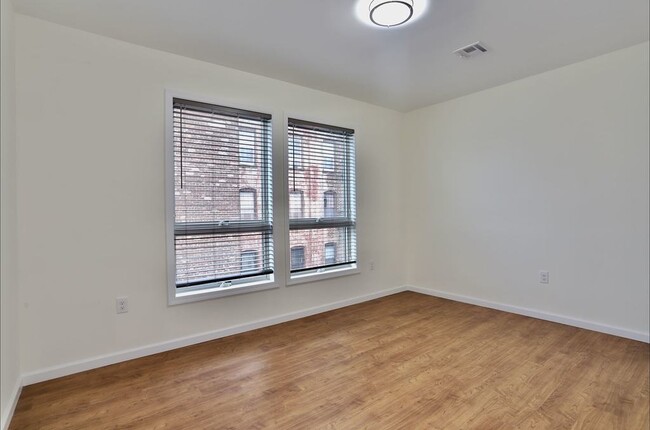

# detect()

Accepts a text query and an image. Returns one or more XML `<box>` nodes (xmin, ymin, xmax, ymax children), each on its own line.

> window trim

<box><xmin>283</xmin><ymin>114</ymin><xmax>360</xmax><ymax>286</ymax></box>
<box><xmin>165</xmin><ymin>90</ymin><xmax>279</xmax><ymax>305</ymax></box>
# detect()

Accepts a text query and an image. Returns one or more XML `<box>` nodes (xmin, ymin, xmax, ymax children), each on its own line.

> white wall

<box><xmin>1</xmin><ymin>0</ymin><xmax>20</xmax><ymax>426</ymax></box>
<box><xmin>11</xmin><ymin>12</ymin><xmax>650</xmax><ymax>387</ymax></box>
<box><xmin>15</xmin><ymin>15</ymin><xmax>405</xmax><ymax>375</ymax></box>
<box><xmin>403</xmin><ymin>42</ymin><xmax>649</xmax><ymax>335</ymax></box>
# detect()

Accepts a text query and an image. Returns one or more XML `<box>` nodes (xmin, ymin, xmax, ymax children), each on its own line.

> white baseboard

<box><xmin>407</xmin><ymin>285</ymin><xmax>650</xmax><ymax>343</ymax></box>
<box><xmin>1</xmin><ymin>378</ymin><xmax>22</xmax><ymax>430</ymax></box>
<box><xmin>21</xmin><ymin>286</ymin><xmax>407</xmax><ymax>386</ymax></box>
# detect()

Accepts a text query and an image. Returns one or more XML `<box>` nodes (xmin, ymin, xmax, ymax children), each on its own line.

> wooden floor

<box><xmin>10</xmin><ymin>292</ymin><xmax>649</xmax><ymax>429</ymax></box>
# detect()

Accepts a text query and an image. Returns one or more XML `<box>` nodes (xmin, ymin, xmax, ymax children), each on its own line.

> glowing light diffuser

<box><xmin>370</xmin><ymin>1</ymin><xmax>413</xmax><ymax>27</ymax></box>
<box><xmin>356</xmin><ymin>0</ymin><xmax>427</xmax><ymax>29</ymax></box>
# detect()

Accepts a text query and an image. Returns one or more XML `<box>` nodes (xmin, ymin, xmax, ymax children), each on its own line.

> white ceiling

<box><xmin>13</xmin><ymin>0</ymin><xmax>650</xmax><ymax>111</ymax></box>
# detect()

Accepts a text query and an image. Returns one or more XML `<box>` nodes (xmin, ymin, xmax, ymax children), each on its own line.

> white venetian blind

<box><xmin>287</xmin><ymin>118</ymin><xmax>357</xmax><ymax>274</ymax></box>
<box><xmin>173</xmin><ymin>98</ymin><xmax>273</xmax><ymax>288</ymax></box>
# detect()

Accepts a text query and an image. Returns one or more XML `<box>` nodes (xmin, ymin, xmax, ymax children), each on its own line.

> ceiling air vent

<box><xmin>453</xmin><ymin>42</ymin><xmax>487</xmax><ymax>59</ymax></box>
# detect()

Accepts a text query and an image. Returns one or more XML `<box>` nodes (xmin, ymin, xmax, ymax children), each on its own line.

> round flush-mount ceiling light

<box><xmin>369</xmin><ymin>0</ymin><xmax>413</xmax><ymax>27</ymax></box>
<box><xmin>356</xmin><ymin>0</ymin><xmax>427</xmax><ymax>29</ymax></box>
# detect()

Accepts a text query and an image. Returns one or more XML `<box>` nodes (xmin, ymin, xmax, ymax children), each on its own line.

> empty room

<box><xmin>1</xmin><ymin>0</ymin><xmax>648</xmax><ymax>428</ymax></box>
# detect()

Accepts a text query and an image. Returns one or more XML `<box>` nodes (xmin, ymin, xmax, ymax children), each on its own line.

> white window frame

<box><xmin>283</xmin><ymin>114</ymin><xmax>360</xmax><ymax>286</ymax></box>
<box><xmin>165</xmin><ymin>91</ymin><xmax>279</xmax><ymax>305</ymax></box>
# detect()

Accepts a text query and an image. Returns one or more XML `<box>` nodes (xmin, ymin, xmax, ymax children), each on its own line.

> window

<box><xmin>324</xmin><ymin>191</ymin><xmax>337</xmax><ymax>218</ymax></box>
<box><xmin>168</xmin><ymin>97</ymin><xmax>274</xmax><ymax>303</ymax></box>
<box><xmin>287</xmin><ymin>118</ymin><xmax>356</xmax><ymax>278</ymax></box>
<box><xmin>289</xmin><ymin>191</ymin><xmax>304</xmax><ymax>219</ymax></box>
<box><xmin>324</xmin><ymin>243</ymin><xmax>337</xmax><ymax>264</ymax></box>
<box><xmin>239</xmin><ymin>188</ymin><xmax>256</xmax><ymax>220</ymax></box>
<box><xmin>240</xmin><ymin>250</ymin><xmax>259</xmax><ymax>274</ymax></box>
<box><xmin>290</xmin><ymin>246</ymin><xmax>305</xmax><ymax>270</ymax></box>
<box><xmin>239</xmin><ymin>128</ymin><xmax>256</xmax><ymax>166</ymax></box>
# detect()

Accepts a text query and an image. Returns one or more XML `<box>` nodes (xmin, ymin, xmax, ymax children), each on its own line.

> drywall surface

<box><xmin>15</xmin><ymin>15</ymin><xmax>405</xmax><ymax>374</ymax></box>
<box><xmin>1</xmin><ymin>0</ymin><xmax>20</xmax><ymax>425</ymax></box>
<box><xmin>403</xmin><ymin>42</ymin><xmax>649</xmax><ymax>335</ymax></box>
<box><xmin>12</xmin><ymin>13</ymin><xmax>650</xmax><ymax>381</ymax></box>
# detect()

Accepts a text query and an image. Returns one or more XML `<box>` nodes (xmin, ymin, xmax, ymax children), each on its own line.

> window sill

<box><xmin>286</xmin><ymin>264</ymin><xmax>360</xmax><ymax>287</ymax></box>
<box><xmin>169</xmin><ymin>278</ymin><xmax>278</xmax><ymax>305</ymax></box>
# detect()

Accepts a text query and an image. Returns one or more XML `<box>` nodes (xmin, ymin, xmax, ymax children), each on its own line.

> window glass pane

<box><xmin>287</xmin><ymin>119</ymin><xmax>355</xmax><ymax>274</ymax></box>
<box><xmin>175</xmin><ymin>231</ymin><xmax>267</xmax><ymax>286</ymax></box>
<box><xmin>287</xmin><ymin>144</ymin><xmax>348</xmax><ymax>217</ymax></box>
<box><xmin>173</xmin><ymin>99</ymin><xmax>273</xmax><ymax>289</ymax></box>
<box><xmin>289</xmin><ymin>227</ymin><xmax>355</xmax><ymax>269</ymax></box>
<box><xmin>174</xmin><ymin>114</ymin><xmax>267</xmax><ymax>224</ymax></box>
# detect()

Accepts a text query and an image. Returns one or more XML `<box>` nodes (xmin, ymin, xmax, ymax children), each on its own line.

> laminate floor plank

<box><xmin>9</xmin><ymin>292</ymin><xmax>649</xmax><ymax>429</ymax></box>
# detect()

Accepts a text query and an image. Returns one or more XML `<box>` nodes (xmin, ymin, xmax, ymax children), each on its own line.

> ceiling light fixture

<box><xmin>356</xmin><ymin>0</ymin><xmax>426</xmax><ymax>29</ymax></box>
<box><xmin>369</xmin><ymin>0</ymin><xmax>414</xmax><ymax>27</ymax></box>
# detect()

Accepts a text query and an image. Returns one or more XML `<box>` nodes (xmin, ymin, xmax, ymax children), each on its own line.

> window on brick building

<box><xmin>291</xmin><ymin>246</ymin><xmax>305</xmax><ymax>270</ymax></box>
<box><xmin>324</xmin><ymin>191</ymin><xmax>337</xmax><ymax>218</ymax></box>
<box><xmin>324</xmin><ymin>243</ymin><xmax>337</xmax><ymax>264</ymax></box>
<box><xmin>167</xmin><ymin>97</ymin><xmax>274</xmax><ymax>303</ymax></box>
<box><xmin>240</xmin><ymin>250</ymin><xmax>259</xmax><ymax>274</ymax></box>
<box><xmin>289</xmin><ymin>191</ymin><xmax>304</xmax><ymax>218</ymax></box>
<box><xmin>239</xmin><ymin>189</ymin><xmax>256</xmax><ymax>220</ymax></box>
<box><xmin>287</xmin><ymin>118</ymin><xmax>357</xmax><ymax>280</ymax></box>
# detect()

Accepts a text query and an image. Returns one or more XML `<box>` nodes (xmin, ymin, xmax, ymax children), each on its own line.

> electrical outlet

<box><xmin>369</xmin><ymin>261</ymin><xmax>375</xmax><ymax>271</ymax></box>
<box><xmin>539</xmin><ymin>271</ymin><xmax>549</xmax><ymax>284</ymax></box>
<box><xmin>116</xmin><ymin>297</ymin><xmax>129</xmax><ymax>314</ymax></box>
